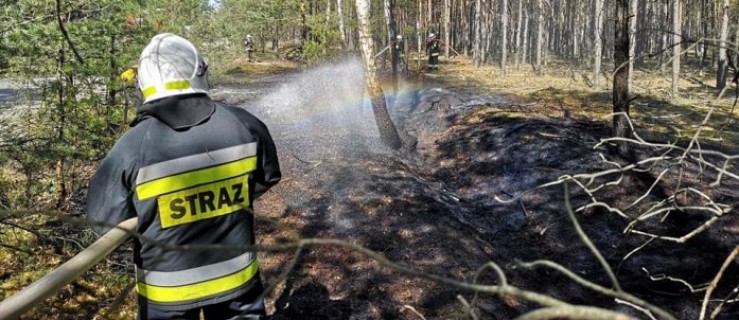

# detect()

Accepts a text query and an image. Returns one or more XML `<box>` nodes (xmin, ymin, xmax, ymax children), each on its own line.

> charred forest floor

<box><xmin>248</xmin><ymin>56</ymin><xmax>739</xmax><ymax>319</ymax></box>
<box><xmin>1</xmin><ymin>55</ymin><xmax>738</xmax><ymax>319</ymax></box>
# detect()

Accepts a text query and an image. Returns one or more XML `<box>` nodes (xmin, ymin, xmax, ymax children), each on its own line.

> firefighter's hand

<box><xmin>120</xmin><ymin>68</ymin><xmax>137</xmax><ymax>83</ymax></box>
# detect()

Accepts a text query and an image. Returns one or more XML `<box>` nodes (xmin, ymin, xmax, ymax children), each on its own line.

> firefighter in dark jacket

<box><xmin>426</xmin><ymin>32</ymin><xmax>441</xmax><ymax>72</ymax></box>
<box><xmin>86</xmin><ymin>33</ymin><xmax>281</xmax><ymax>320</ymax></box>
<box><xmin>393</xmin><ymin>34</ymin><xmax>407</xmax><ymax>75</ymax></box>
<box><xmin>244</xmin><ymin>34</ymin><xmax>254</xmax><ymax>62</ymax></box>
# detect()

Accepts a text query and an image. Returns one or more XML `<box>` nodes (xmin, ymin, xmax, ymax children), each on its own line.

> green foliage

<box><xmin>201</xmin><ymin>0</ymin><xmax>301</xmax><ymax>70</ymax></box>
<box><xmin>0</xmin><ymin>0</ymin><xmax>157</xmax><ymax>209</ymax></box>
<box><xmin>301</xmin><ymin>9</ymin><xmax>343</xmax><ymax>63</ymax></box>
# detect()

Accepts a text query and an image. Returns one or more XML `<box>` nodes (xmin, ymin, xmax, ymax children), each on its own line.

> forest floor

<box><xmin>223</xmin><ymin>55</ymin><xmax>739</xmax><ymax>319</ymax></box>
<box><xmin>1</xmin><ymin>54</ymin><xmax>738</xmax><ymax>319</ymax></box>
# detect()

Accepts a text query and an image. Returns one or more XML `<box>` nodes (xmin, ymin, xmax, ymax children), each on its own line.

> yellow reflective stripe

<box><xmin>142</xmin><ymin>86</ymin><xmax>157</xmax><ymax>98</ymax></box>
<box><xmin>136</xmin><ymin>252</ymin><xmax>255</xmax><ymax>286</ymax></box>
<box><xmin>137</xmin><ymin>143</ymin><xmax>257</xmax><ymax>185</ymax></box>
<box><xmin>136</xmin><ymin>157</ymin><xmax>257</xmax><ymax>200</ymax></box>
<box><xmin>136</xmin><ymin>260</ymin><xmax>260</xmax><ymax>303</ymax></box>
<box><xmin>141</xmin><ymin>80</ymin><xmax>193</xmax><ymax>98</ymax></box>
<box><xmin>165</xmin><ymin>80</ymin><xmax>192</xmax><ymax>90</ymax></box>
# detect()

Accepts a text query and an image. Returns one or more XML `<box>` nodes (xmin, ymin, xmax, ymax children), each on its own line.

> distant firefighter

<box><xmin>426</xmin><ymin>32</ymin><xmax>441</xmax><ymax>72</ymax></box>
<box><xmin>393</xmin><ymin>34</ymin><xmax>407</xmax><ymax>74</ymax></box>
<box><xmin>244</xmin><ymin>34</ymin><xmax>254</xmax><ymax>62</ymax></box>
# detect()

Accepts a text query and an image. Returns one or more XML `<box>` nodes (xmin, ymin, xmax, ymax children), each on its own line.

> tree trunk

<box><xmin>569</xmin><ymin>0</ymin><xmax>579</xmax><ymax>60</ymax></box>
<box><xmin>337</xmin><ymin>0</ymin><xmax>347</xmax><ymax>49</ymax></box>
<box><xmin>481</xmin><ymin>0</ymin><xmax>490</xmax><ymax>64</ymax></box>
<box><xmin>660</xmin><ymin>0</ymin><xmax>668</xmax><ymax>73</ymax></box>
<box><xmin>593</xmin><ymin>0</ymin><xmax>604</xmax><ymax>88</ymax></box>
<box><xmin>514</xmin><ymin>0</ymin><xmax>523</xmax><ymax>69</ymax></box>
<box><xmin>551</xmin><ymin>0</ymin><xmax>561</xmax><ymax>57</ymax></box>
<box><xmin>56</xmin><ymin>49</ymin><xmax>68</xmax><ymax>208</ymax></box>
<box><xmin>383</xmin><ymin>0</ymin><xmax>396</xmax><ymax>71</ymax></box>
<box><xmin>466</xmin><ymin>0</ymin><xmax>472</xmax><ymax>57</ymax></box>
<box><xmin>347</xmin><ymin>1</ymin><xmax>355</xmax><ymax>50</ymax></box>
<box><xmin>734</xmin><ymin>16</ymin><xmax>739</xmax><ymax>79</ymax></box>
<box><xmin>535</xmin><ymin>0</ymin><xmax>544</xmax><ymax>72</ymax></box>
<box><xmin>325</xmin><ymin>1</ymin><xmax>332</xmax><ymax>28</ymax></box>
<box><xmin>699</xmin><ymin>0</ymin><xmax>707</xmax><ymax>75</ymax></box>
<box><xmin>384</xmin><ymin>0</ymin><xmax>393</xmax><ymax>47</ymax></box>
<box><xmin>671</xmin><ymin>0</ymin><xmax>681</xmax><ymax>101</ymax></box>
<box><xmin>272</xmin><ymin>23</ymin><xmax>280</xmax><ymax>59</ymax></box>
<box><xmin>522</xmin><ymin>9</ymin><xmax>529</xmax><ymax>66</ymax></box>
<box><xmin>418</xmin><ymin>0</ymin><xmax>424</xmax><ymax>34</ymax></box>
<box><xmin>324</xmin><ymin>1</ymin><xmax>332</xmax><ymax>55</ymax></box>
<box><xmin>416</xmin><ymin>25</ymin><xmax>422</xmax><ymax>72</ymax></box>
<box><xmin>354</xmin><ymin>0</ymin><xmax>402</xmax><ymax>150</ymax></box>
<box><xmin>444</xmin><ymin>0</ymin><xmax>451</xmax><ymax>59</ymax></box>
<box><xmin>629</xmin><ymin>0</ymin><xmax>637</xmax><ymax>90</ymax></box>
<box><xmin>473</xmin><ymin>0</ymin><xmax>482</xmax><ymax>68</ymax></box>
<box><xmin>501</xmin><ymin>0</ymin><xmax>508</xmax><ymax>75</ymax></box>
<box><xmin>427</xmin><ymin>0</ymin><xmax>433</xmax><ymax>30</ymax></box>
<box><xmin>636</xmin><ymin>0</ymin><xmax>646</xmax><ymax>55</ymax></box>
<box><xmin>106</xmin><ymin>34</ymin><xmax>116</xmax><ymax>132</ymax></box>
<box><xmin>614</xmin><ymin>0</ymin><xmax>633</xmax><ymax>155</ymax></box>
<box><xmin>299</xmin><ymin>0</ymin><xmax>308</xmax><ymax>45</ymax></box>
<box><xmin>387</xmin><ymin>0</ymin><xmax>400</xmax><ymax>78</ymax></box>
<box><xmin>717</xmin><ymin>0</ymin><xmax>729</xmax><ymax>94</ymax></box>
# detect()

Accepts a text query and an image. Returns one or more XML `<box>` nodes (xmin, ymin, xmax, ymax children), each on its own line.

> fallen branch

<box><xmin>513</xmin><ymin>306</ymin><xmax>635</xmax><ymax>320</ymax></box>
<box><xmin>710</xmin><ymin>284</ymin><xmax>739</xmax><ymax>319</ymax></box>
<box><xmin>519</xmin><ymin>260</ymin><xmax>676</xmax><ymax>320</ymax></box>
<box><xmin>699</xmin><ymin>245</ymin><xmax>739</xmax><ymax>320</ymax></box>
<box><xmin>564</xmin><ymin>182</ymin><xmax>622</xmax><ymax>292</ymax></box>
<box><xmin>0</xmin><ymin>243</ymin><xmax>33</xmax><ymax>255</ymax></box>
<box><xmin>642</xmin><ymin>267</ymin><xmax>709</xmax><ymax>293</ymax></box>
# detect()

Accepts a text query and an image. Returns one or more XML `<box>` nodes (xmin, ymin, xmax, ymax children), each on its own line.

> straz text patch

<box><xmin>157</xmin><ymin>175</ymin><xmax>249</xmax><ymax>228</ymax></box>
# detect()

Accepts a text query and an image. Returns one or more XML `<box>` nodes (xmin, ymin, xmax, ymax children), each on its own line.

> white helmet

<box><xmin>429</xmin><ymin>32</ymin><xmax>435</xmax><ymax>38</ymax></box>
<box><xmin>137</xmin><ymin>33</ymin><xmax>209</xmax><ymax>103</ymax></box>
<box><xmin>246</xmin><ymin>34</ymin><xmax>251</xmax><ymax>38</ymax></box>
<box><xmin>396</xmin><ymin>34</ymin><xmax>403</xmax><ymax>39</ymax></box>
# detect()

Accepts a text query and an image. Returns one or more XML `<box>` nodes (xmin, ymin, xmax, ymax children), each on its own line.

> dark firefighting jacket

<box><xmin>86</xmin><ymin>94</ymin><xmax>281</xmax><ymax>311</ymax></box>
<box><xmin>427</xmin><ymin>38</ymin><xmax>441</xmax><ymax>56</ymax></box>
<box><xmin>393</xmin><ymin>39</ymin><xmax>405</xmax><ymax>58</ymax></box>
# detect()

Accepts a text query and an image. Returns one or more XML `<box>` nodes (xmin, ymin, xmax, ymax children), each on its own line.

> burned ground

<box><xmin>206</xmin><ymin>61</ymin><xmax>739</xmax><ymax>319</ymax></box>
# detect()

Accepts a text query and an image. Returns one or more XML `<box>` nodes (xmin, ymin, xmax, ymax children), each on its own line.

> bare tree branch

<box><xmin>699</xmin><ymin>245</ymin><xmax>739</xmax><ymax>320</ymax></box>
<box><xmin>615</xmin><ymin>298</ymin><xmax>657</xmax><ymax>320</ymax></box>
<box><xmin>513</xmin><ymin>306</ymin><xmax>635</xmax><ymax>320</ymax></box>
<box><xmin>399</xmin><ymin>305</ymin><xmax>427</xmax><ymax>320</ymax></box>
<box><xmin>0</xmin><ymin>242</ymin><xmax>33</xmax><ymax>255</ymax></box>
<box><xmin>519</xmin><ymin>260</ymin><xmax>676</xmax><ymax>320</ymax></box>
<box><xmin>55</xmin><ymin>0</ymin><xmax>84</xmax><ymax>64</ymax></box>
<box><xmin>710</xmin><ymin>284</ymin><xmax>739</xmax><ymax>319</ymax></box>
<box><xmin>99</xmin><ymin>281</ymin><xmax>135</xmax><ymax>319</ymax></box>
<box><xmin>564</xmin><ymin>182</ymin><xmax>622</xmax><ymax>292</ymax></box>
<box><xmin>642</xmin><ymin>267</ymin><xmax>709</xmax><ymax>293</ymax></box>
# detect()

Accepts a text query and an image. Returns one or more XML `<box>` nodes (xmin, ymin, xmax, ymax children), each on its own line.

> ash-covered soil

<box><xmin>210</xmin><ymin>59</ymin><xmax>738</xmax><ymax>319</ymax></box>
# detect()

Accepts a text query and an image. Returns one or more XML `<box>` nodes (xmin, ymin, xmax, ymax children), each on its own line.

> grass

<box><xmin>423</xmin><ymin>54</ymin><xmax>739</xmax><ymax>148</ymax></box>
<box><xmin>207</xmin><ymin>47</ymin><xmax>302</xmax><ymax>85</ymax></box>
<box><xmin>0</xmin><ymin>211</ymin><xmax>135</xmax><ymax>319</ymax></box>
